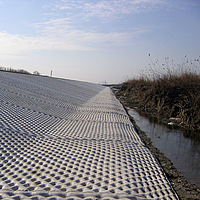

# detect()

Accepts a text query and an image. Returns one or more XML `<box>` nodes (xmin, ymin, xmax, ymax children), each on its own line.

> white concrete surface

<box><xmin>0</xmin><ymin>72</ymin><xmax>178</xmax><ymax>199</ymax></box>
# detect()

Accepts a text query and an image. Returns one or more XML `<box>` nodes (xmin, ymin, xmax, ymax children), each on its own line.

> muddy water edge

<box><xmin>112</xmin><ymin>87</ymin><xmax>200</xmax><ymax>200</ymax></box>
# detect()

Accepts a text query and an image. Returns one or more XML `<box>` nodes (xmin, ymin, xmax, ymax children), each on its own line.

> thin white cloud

<box><xmin>53</xmin><ymin>0</ymin><xmax>199</xmax><ymax>22</ymax></box>
<box><xmin>0</xmin><ymin>30</ymin><xmax>94</xmax><ymax>54</ymax></box>
<box><xmin>0</xmin><ymin>25</ymin><xmax>147</xmax><ymax>55</ymax></box>
<box><xmin>35</xmin><ymin>14</ymin><xmax>150</xmax><ymax>48</ymax></box>
<box><xmin>0</xmin><ymin>0</ymin><xmax>166</xmax><ymax>54</ymax></box>
<box><xmin>27</xmin><ymin>0</ymin><xmax>154</xmax><ymax>51</ymax></box>
<box><xmin>54</xmin><ymin>0</ymin><xmax>168</xmax><ymax>21</ymax></box>
<box><xmin>83</xmin><ymin>0</ymin><xmax>166</xmax><ymax>19</ymax></box>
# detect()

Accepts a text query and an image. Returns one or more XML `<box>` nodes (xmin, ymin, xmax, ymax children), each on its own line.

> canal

<box><xmin>127</xmin><ymin>108</ymin><xmax>200</xmax><ymax>187</ymax></box>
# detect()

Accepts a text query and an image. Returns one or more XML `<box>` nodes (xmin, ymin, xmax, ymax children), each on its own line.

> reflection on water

<box><xmin>128</xmin><ymin>108</ymin><xmax>200</xmax><ymax>187</ymax></box>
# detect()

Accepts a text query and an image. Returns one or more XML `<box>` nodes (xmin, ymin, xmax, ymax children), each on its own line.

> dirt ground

<box><xmin>114</xmin><ymin>92</ymin><xmax>200</xmax><ymax>200</ymax></box>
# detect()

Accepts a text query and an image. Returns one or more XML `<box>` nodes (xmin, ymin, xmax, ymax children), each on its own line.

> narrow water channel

<box><xmin>127</xmin><ymin>108</ymin><xmax>200</xmax><ymax>187</ymax></box>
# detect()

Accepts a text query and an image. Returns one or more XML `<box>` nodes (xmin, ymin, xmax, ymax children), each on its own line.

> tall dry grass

<box><xmin>118</xmin><ymin>56</ymin><xmax>200</xmax><ymax>131</ymax></box>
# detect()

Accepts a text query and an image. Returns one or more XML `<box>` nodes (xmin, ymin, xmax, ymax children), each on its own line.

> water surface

<box><xmin>128</xmin><ymin>108</ymin><xmax>200</xmax><ymax>187</ymax></box>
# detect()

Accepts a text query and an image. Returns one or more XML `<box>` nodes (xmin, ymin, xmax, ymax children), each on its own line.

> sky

<box><xmin>0</xmin><ymin>0</ymin><xmax>199</xmax><ymax>84</ymax></box>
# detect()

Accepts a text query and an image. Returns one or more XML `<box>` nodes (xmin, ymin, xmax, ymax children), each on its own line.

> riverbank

<box><xmin>115</xmin><ymin>72</ymin><xmax>200</xmax><ymax>133</ymax></box>
<box><xmin>112</xmin><ymin>87</ymin><xmax>200</xmax><ymax>200</ymax></box>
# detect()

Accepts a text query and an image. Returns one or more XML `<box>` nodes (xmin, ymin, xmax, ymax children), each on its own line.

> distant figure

<box><xmin>50</xmin><ymin>70</ymin><xmax>52</xmax><ymax>77</ymax></box>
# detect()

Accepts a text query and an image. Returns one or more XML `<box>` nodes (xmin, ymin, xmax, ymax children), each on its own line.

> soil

<box><xmin>112</xmin><ymin>87</ymin><xmax>200</xmax><ymax>200</ymax></box>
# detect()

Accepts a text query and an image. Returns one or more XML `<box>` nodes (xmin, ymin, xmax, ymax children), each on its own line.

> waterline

<box><xmin>128</xmin><ymin>108</ymin><xmax>200</xmax><ymax>187</ymax></box>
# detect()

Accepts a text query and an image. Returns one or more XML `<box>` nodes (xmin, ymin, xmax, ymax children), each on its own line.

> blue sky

<box><xmin>0</xmin><ymin>0</ymin><xmax>199</xmax><ymax>83</ymax></box>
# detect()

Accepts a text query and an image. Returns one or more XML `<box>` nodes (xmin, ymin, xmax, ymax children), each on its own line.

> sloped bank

<box><xmin>112</xmin><ymin>86</ymin><xmax>200</xmax><ymax>200</ymax></box>
<box><xmin>0</xmin><ymin>71</ymin><xmax>179</xmax><ymax>199</ymax></box>
<box><xmin>115</xmin><ymin>73</ymin><xmax>200</xmax><ymax>134</ymax></box>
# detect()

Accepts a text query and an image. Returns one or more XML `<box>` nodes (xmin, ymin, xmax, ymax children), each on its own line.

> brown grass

<box><xmin>116</xmin><ymin>57</ymin><xmax>200</xmax><ymax>131</ymax></box>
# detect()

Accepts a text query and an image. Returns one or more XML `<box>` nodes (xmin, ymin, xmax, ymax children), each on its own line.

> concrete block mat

<box><xmin>0</xmin><ymin>72</ymin><xmax>178</xmax><ymax>199</ymax></box>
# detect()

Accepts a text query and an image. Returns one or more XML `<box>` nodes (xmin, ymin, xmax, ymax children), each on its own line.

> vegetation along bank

<box><xmin>114</xmin><ymin>57</ymin><xmax>200</xmax><ymax>135</ymax></box>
